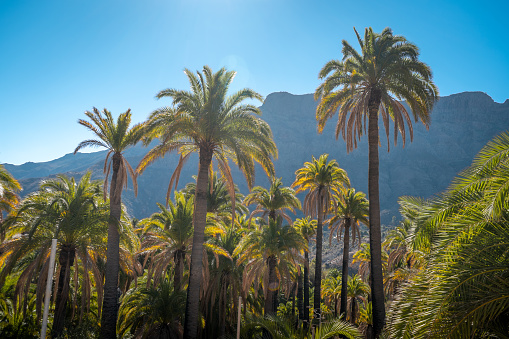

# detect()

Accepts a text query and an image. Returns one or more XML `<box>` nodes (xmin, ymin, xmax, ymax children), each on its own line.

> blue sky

<box><xmin>1</xmin><ymin>0</ymin><xmax>508</xmax><ymax>165</ymax></box>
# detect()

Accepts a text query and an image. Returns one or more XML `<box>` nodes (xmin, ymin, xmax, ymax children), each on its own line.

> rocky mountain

<box><xmin>4</xmin><ymin>91</ymin><xmax>509</xmax><ymax>227</ymax></box>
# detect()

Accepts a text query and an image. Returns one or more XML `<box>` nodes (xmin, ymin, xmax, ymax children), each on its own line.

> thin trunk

<box><xmin>100</xmin><ymin>152</ymin><xmax>123</xmax><ymax>339</ymax></box>
<box><xmin>0</xmin><ymin>213</ymin><xmax>5</xmax><ymax>244</ymax></box>
<box><xmin>350</xmin><ymin>298</ymin><xmax>357</xmax><ymax>325</ymax></box>
<box><xmin>174</xmin><ymin>250</ymin><xmax>184</xmax><ymax>291</ymax></box>
<box><xmin>367</xmin><ymin>89</ymin><xmax>385</xmax><ymax>338</ymax></box>
<box><xmin>184</xmin><ymin>147</ymin><xmax>212</xmax><ymax>339</ymax></box>
<box><xmin>219</xmin><ymin>279</ymin><xmax>228</xmax><ymax>337</ymax></box>
<box><xmin>264</xmin><ymin>255</ymin><xmax>278</xmax><ymax>315</ymax></box>
<box><xmin>291</xmin><ymin>282</ymin><xmax>296</xmax><ymax>318</ymax></box>
<box><xmin>303</xmin><ymin>250</ymin><xmax>310</xmax><ymax>328</ymax></box>
<box><xmin>340</xmin><ymin>219</ymin><xmax>351</xmax><ymax>320</ymax></box>
<box><xmin>313</xmin><ymin>191</ymin><xmax>324</xmax><ymax>325</ymax></box>
<box><xmin>297</xmin><ymin>268</ymin><xmax>303</xmax><ymax>322</ymax></box>
<box><xmin>52</xmin><ymin>245</ymin><xmax>75</xmax><ymax>337</ymax></box>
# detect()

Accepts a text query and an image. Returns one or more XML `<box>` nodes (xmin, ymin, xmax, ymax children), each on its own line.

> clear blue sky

<box><xmin>1</xmin><ymin>0</ymin><xmax>508</xmax><ymax>165</ymax></box>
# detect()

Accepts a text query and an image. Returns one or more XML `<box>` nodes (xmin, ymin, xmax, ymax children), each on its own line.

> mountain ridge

<box><xmin>4</xmin><ymin>91</ymin><xmax>509</xmax><ymax>225</ymax></box>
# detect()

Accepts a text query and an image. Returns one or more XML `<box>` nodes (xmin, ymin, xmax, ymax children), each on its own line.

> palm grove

<box><xmin>1</xmin><ymin>27</ymin><xmax>507</xmax><ymax>339</ymax></box>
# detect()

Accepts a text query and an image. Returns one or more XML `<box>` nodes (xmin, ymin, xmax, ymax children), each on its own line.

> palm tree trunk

<box><xmin>264</xmin><ymin>254</ymin><xmax>279</xmax><ymax>315</ymax></box>
<box><xmin>303</xmin><ymin>250</ymin><xmax>310</xmax><ymax>328</ymax></box>
<box><xmin>367</xmin><ymin>90</ymin><xmax>385</xmax><ymax>338</ymax></box>
<box><xmin>219</xmin><ymin>279</ymin><xmax>229</xmax><ymax>337</ymax></box>
<box><xmin>174</xmin><ymin>250</ymin><xmax>184</xmax><ymax>290</ymax></box>
<box><xmin>297</xmin><ymin>268</ymin><xmax>303</xmax><ymax>323</ymax></box>
<box><xmin>52</xmin><ymin>245</ymin><xmax>75</xmax><ymax>337</ymax></box>
<box><xmin>340</xmin><ymin>219</ymin><xmax>351</xmax><ymax>320</ymax></box>
<box><xmin>351</xmin><ymin>298</ymin><xmax>357</xmax><ymax>325</ymax></box>
<box><xmin>291</xmin><ymin>282</ymin><xmax>296</xmax><ymax>318</ymax></box>
<box><xmin>100</xmin><ymin>153</ymin><xmax>123</xmax><ymax>339</ymax></box>
<box><xmin>313</xmin><ymin>192</ymin><xmax>324</xmax><ymax>325</ymax></box>
<box><xmin>184</xmin><ymin>147</ymin><xmax>213</xmax><ymax>339</ymax></box>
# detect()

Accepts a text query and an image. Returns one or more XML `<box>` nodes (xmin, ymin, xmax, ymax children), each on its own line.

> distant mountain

<box><xmin>4</xmin><ymin>91</ymin><xmax>509</xmax><ymax>226</ymax></box>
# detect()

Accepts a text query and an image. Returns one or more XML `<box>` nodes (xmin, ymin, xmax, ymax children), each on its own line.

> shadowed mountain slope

<box><xmin>4</xmin><ymin>91</ymin><xmax>509</xmax><ymax>225</ymax></box>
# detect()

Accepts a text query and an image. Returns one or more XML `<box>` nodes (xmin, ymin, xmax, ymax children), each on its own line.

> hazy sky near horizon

<box><xmin>1</xmin><ymin>0</ymin><xmax>508</xmax><ymax>165</ymax></box>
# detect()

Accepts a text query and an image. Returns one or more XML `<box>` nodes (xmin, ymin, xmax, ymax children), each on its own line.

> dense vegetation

<box><xmin>1</xmin><ymin>27</ymin><xmax>508</xmax><ymax>339</ymax></box>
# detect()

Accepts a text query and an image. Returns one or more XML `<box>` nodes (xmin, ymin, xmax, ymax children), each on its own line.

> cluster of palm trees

<box><xmin>7</xmin><ymin>26</ymin><xmax>507</xmax><ymax>339</ymax></box>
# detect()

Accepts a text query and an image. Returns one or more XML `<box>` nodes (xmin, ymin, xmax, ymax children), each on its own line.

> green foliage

<box><xmin>242</xmin><ymin>314</ymin><xmax>362</xmax><ymax>339</ymax></box>
<box><xmin>117</xmin><ymin>278</ymin><xmax>186</xmax><ymax>339</ymax></box>
<box><xmin>387</xmin><ymin>131</ymin><xmax>509</xmax><ymax>338</ymax></box>
<box><xmin>0</xmin><ymin>295</ymin><xmax>38</xmax><ymax>339</ymax></box>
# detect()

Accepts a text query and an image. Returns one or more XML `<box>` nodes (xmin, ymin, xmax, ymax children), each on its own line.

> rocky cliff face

<box><xmin>5</xmin><ymin>91</ymin><xmax>509</xmax><ymax>226</ymax></box>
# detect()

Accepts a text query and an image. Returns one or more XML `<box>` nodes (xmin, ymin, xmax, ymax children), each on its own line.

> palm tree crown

<box><xmin>315</xmin><ymin>27</ymin><xmax>438</xmax><ymax>152</ymax></box>
<box><xmin>244</xmin><ymin>177</ymin><xmax>301</xmax><ymax>225</ymax></box>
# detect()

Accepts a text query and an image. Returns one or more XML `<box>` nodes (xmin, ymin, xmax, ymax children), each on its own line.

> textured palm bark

<box><xmin>174</xmin><ymin>250</ymin><xmax>185</xmax><ymax>290</ymax></box>
<box><xmin>313</xmin><ymin>191</ymin><xmax>324</xmax><ymax>325</ymax></box>
<box><xmin>264</xmin><ymin>255</ymin><xmax>279</xmax><ymax>315</ymax></box>
<box><xmin>351</xmin><ymin>297</ymin><xmax>358</xmax><ymax>325</ymax></box>
<box><xmin>291</xmin><ymin>283</ymin><xmax>296</xmax><ymax>318</ymax></box>
<box><xmin>297</xmin><ymin>269</ymin><xmax>303</xmax><ymax>322</ymax></box>
<box><xmin>184</xmin><ymin>147</ymin><xmax>212</xmax><ymax>339</ymax></box>
<box><xmin>340</xmin><ymin>218</ymin><xmax>351</xmax><ymax>320</ymax></box>
<box><xmin>52</xmin><ymin>245</ymin><xmax>75</xmax><ymax>337</ymax></box>
<box><xmin>100</xmin><ymin>153</ymin><xmax>123</xmax><ymax>339</ymax></box>
<box><xmin>303</xmin><ymin>250</ymin><xmax>310</xmax><ymax>328</ymax></box>
<box><xmin>367</xmin><ymin>89</ymin><xmax>385</xmax><ymax>338</ymax></box>
<box><xmin>219</xmin><ymin>279</ymin><xmax>229</xmax><ymax>337</ymax></box>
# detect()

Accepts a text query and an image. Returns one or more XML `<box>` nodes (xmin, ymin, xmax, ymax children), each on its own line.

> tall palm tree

<box><xmin>292</xmin><ymin>154</ymin><xmax>350</xmax><ymax>325</ymax></box>
<box><xmin>75</xmin><ymin>108</ymin><xmax>144</xmax><ymax>338</ymax></box>
<box><xmin>315</xmin><ymin>27</ymin><xmax>438</xmax><ymax>337</ymax></box>
<box><xmin>138</xmin><ymin>192</ymin><xmax>194</xmax><ymax>290</ymax></box>
<box><xmin>244</xmin><ymin>177</ymin><xmax>301</xmax><ymax>225</ymax></box>
<box><xmin>137</xmin><ymin>66</ymin><xmax>277</xmax><ymax>339</ymax></box>
<box><xmin>0</xmin><ymin>173</ymin><xmax>108</xmax><ymax>337</ymax></box>
<box><xmin>328</xmin><ymin>188</ymin><xmax>369</xmax><ymax>320</ymax></box>
<box><xmin>234</xmin><ymin>217</ymin><xmax>306</xmax><ymax>317</ymax></box>
<box><xmin>293</xmin><ymin>217</ymin><xmax>317</xmax><ymax>327</ymax></box>
<box><xmin>0</xmin><ymin>165</ymin><xmax>22</xmax><ymax>242</ymax></box>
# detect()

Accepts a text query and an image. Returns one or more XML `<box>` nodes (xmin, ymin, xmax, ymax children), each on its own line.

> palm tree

<box><xmin>382</xmin><ymin>220</ymin><xmax>423</xmax><ymax>299</ymax></box>
<box><xmin>137</xmin><ymin>66</ymin><xmax>277</xmax><ymax>339</ymax></box>
<box><xmin>182</xmin><ymin>170</ymin><xmax>248</xmax><ymax>218</ymax></box>
<box><xmin>293</xmin><ymin>217</ymin><xmax>317</xmax><ymax>327</ymax></box>
<box><xmin>315</xmin><ymin>27</ymin><xmax>438</xmax><ymax>337</ymax></box>
<box><xmin>117</xmin><ymin>278</ymin><xmax>186</xmax><ymax>339</ymax></box>
<box><xmin>0</xmin><ymin>173</ymin><xmax>108</xmax><ymax>337</ymax></box>
<box><xmin>352</xmin><ymin>243</ymin><xmax>388</xmax><ymax>284</ymax></box>
<box><xmin>346</xmin><ymin>274</ymin><xmax>370</xmax><ymax>325</ymax></box>
<box><xmin>321</xmin><ymin>272</ymin><xmax>342</xmax><ymax>318</ymax></box>
<box><xmin>244</xmin><ymin>177</ymin><xmax>301</xmax><ymax>225</ymax></box>
<box><xmin>202</xmin><ymin>217</ymin><xmax>245</xmax><ymax>337</ymax></box>
<box><xmin>75</xmin><ymin>107</ymin><xmax>144</xmax><ymax>338</ymax></box>
<box><xmin>0</xmin><ymin>165</ymin><xmax>22</xmax><ymax>242</ymax></box>
<box><xmin>388</xmin><ymin>132</ymin><xmax>509</xmax><ymax>338</ymax></box>
<box><xmin>292</xmin><ymin>154</ymin><xmax>350</xmax><ymax>324</ymax></box>
<box><xmin>234</xmin><ymin>217</ymin><xmax>306</xmax><ymax>317</ymax></box>
<box><xmin>138</xmin><ymin>192</ymin><xmax>194</xmax><ymax>290</ymax></box>
<box><xmin>328</xmin><ymin>188</ymin><xmax>369</xmax><ymax>320</ymax></box>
